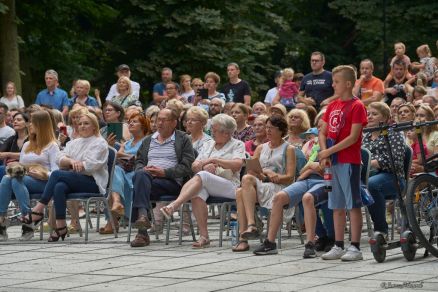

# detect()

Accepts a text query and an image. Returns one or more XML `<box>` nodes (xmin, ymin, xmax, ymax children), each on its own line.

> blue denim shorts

<box><xmin>282</xmin><ymin>179</ymin><xmax>326</xmax><ymax>208</ymax></box>
<box><xmin>329</xmin><ymin>163</ymin><xmax>362</xmax><ymax>210</ymax></box>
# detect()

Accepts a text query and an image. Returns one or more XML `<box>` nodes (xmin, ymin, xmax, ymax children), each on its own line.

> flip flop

<box><xmin>241</xmin><ymin>224</ymin><xmax>260</xmax><ymax>240</ymax></box>
<box><xmin>232</xmin><ymin>240</ymin><xmax>249</xmax><ymax>252</ymax></box>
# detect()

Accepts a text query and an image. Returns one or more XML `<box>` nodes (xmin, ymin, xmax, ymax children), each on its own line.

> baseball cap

<box><xmin>299</xmin><ymin>127</ymin><xmax>318</xmax><ymax>139</ymax></box>
<box><xmin>117</xmin><ymin>64</ymin><xmax>130</xmax><ymax>71</ymax></box>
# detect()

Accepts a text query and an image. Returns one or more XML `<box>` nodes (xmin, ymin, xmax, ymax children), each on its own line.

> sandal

<box><xmin>232</xmin><ymin>240</ymin><xmax>249</xmax><ymax>252</ymax></box>
<box><xmin>111</xmin><ymin>204</ymin><xmax>125</xmax><ymax>218</ymax></box>
<box><xmin>48</xmin><ymin>226</ymin><xmax>67</xmax><ymax>242</ymax></box>
<box><xmin>99</xmin><ymin>221</ymin><xmax>119</xmax><ymax>234</ymax></box>
<box><xmin>192</xmin><ymin>236</ymin><xmax>210</xmax><ymax>249</ymax></box>
<box><xmin>160</xmin><ymin>204</ymin><xmax>176</xmax><ymax>220</ymax></box>
<box><xmin>21</xmin><ymin>211</ymin><xmax>44</xmax><ymax>228</ymax></box>
<box><xmin>241</xmin><ymin>224</ymin><xmax>260</xmax><ymax>240</ymax></box>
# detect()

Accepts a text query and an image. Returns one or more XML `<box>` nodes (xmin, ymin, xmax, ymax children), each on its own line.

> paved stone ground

<box><xmin>0</xmin><ymin>214</ymin><xmax>437</xmax><ymax>292</ymax></box>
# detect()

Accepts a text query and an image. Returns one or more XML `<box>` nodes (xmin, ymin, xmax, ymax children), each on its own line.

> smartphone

<box><xmin>59</xmin><ymin>125</ymin><xmax>67</xmax><ymax>136</ymax></box>
<box><xmin>107</xmin><ymin>122</ymin><xmax>123</xmax><ymax>141</ymax></box>
<box><xmin>198</xmin><ymin>88</ymin><xmax>209</xmax><ymax>99</ymax></box>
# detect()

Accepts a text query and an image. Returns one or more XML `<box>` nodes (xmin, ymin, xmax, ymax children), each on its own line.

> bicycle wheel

<box><xmin>406</xmin><ymin>174</ymin><xmax>438</xmax><ymax>257</ymax></box>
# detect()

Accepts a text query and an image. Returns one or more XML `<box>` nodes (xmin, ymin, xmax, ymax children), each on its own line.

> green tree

<box><xmin>329</xmin><ymin>0</ymin><xmax>438</xmax><ymax>76</ymax></box>
<box><xmin>111</xmin><ymin>0</ymin><xmax>292</xmax><ymax>102</ymax></box>
<box><xmin>16</xmin><ymin>0</ymin><xmax>118</xmax><ymax>102</ymax></box>
<box><xmin>0</xmin><ymin>0</ymin><xmax>21</xmax><ymax>95</ymax></box>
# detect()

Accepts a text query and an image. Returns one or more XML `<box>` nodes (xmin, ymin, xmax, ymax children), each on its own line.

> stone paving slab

<box><xmin>1</xmin><ymin>216</ymin><xmax>438</xmax><ymax>292</ymax></box>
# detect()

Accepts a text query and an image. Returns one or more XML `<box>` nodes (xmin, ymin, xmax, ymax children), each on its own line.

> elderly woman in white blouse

<box><xmin>31</xmin><ymin>112</ymin><xmax>108</xmax><ymax>242</ymax></box>
<box><xmin>161</xmin><ymin>114</ymin><xmax>246</xmax><ymax>248</ymax></box>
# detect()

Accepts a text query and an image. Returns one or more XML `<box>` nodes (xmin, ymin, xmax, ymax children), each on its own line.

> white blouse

<box><xmin>20</xmin><ymin>142</ymin><xmax>60</xmax><ymax>174</ymax></box>
<box><xmin>197</xmin><ymin>138</ymin><xmax>246</xmax><ymax>186</ymax></box>
<box><xmin>57</xmin><ymin>135</ymin><xmax>109</xmax><ymax>194</ymax></box>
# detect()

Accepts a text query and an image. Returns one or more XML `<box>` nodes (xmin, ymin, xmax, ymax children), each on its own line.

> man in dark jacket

<box><xmin>130</xmin><ymin>108</ymin><xmax>195</xmax><ymax>247</ymax></box>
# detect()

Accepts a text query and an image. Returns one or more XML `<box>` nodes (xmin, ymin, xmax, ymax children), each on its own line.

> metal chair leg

<box><xmin>178</xmin><ymin>205</ymin><xmax>184</xmax><ymax>245</ymax></box>
<box><xmin>165</xmin><ymin>215</ymin><xmax>171</xmax><ymax>245</ymax></box>
<box><xmin>85</xmin><ymin>200</ymin><xmax>90</xmax><ymax>242</ymax></box>
<box><xmin>127</xmin><ymin>200</ymin><xmax>133</xmax><ymax>243</ymax></box>
<box><xmin>219</xmin><ymin>203</ymin><xmax>225</xmax><ymax>247</ymax></box>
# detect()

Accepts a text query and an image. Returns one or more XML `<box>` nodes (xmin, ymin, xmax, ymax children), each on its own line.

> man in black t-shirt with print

<box><xmin>298</xmin><ymin>52</ymin><xmax>334</xmax><ymax>109</ymax></box>
<box><xmin>222</xmin><ymin>63</ymin><xmax>251</xmax><ymax>106</ymax></box>
<box><xmin>384</xmin><ymin>59</ymin><xmax>408</xmax><ymax>106</ymax></box>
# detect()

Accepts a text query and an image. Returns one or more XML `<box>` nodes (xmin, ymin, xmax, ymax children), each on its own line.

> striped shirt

<box><xmin>147</xmin><ymin>131</ymin><xmax>178</xmax><ymax>170</ymax></box>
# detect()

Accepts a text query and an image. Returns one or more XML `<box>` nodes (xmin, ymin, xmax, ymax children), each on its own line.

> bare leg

<box><xmin>240</xmin><ymin>175</ymin><xmax>258</xmax><ymax>230</ymax></box>
<box><xmin>67</xmin><ymin>201</ymin><xmax>81</xmax><ymax>230</ymax></box>
<box><xmin>163</xmin><ymin>175</ymin><xmax>202</xmax><ymax>214</ymax></box>
<box><xmin>153</xmin><ymin>202</ymin><xmax>165</xmax><ymax>226</ymax></box>
<box><xmin>302</xmin><ymin>193</ymin><xmax>316</xmax><ymax>243</ymax></box>
<box><xmin>191</xmin><ymin>197</ymin><xmax>209</xmax><ymax>239</ymax></box>
<box><xmin>47</xmin><ymin>202</ymin><xmax>56</xmax><ymax>229</ymax></box>
<box><xmin>333</xmin><ymin>209</ymin><xmax>346</xmax><ymax>242</ymax></box>
<box><xmin>267</xmin><ymin>191</ymin><xmax>290</xmax><ymax>242</ymax></box>
<box><xmin>56</xmin><ymin>219</ymin><xmax>67</xmax><ymax>229</ymax></box>
<box><xmin>349</xmin><ymin>208</ymin><xmax>362</xmax><ymax>243</ymax></box>
<box><xmin>111</xmin><ymin>192</ymin><xmax>124</xmax><ymax>212</ymax></box>
<box><xmin>235</xmin><ymin>188</ymin><xmax>248</xmax><ymax>236</ymax></box>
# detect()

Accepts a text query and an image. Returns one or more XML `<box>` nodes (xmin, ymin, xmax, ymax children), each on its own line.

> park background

<box><xmin>0</xmin><ymin>0</ymin><xmax>437</xmax><ymax>104</ymax></box>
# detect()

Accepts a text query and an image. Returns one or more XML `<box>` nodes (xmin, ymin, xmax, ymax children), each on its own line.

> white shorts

<box><xmin>196</xmin><ymin>171</ymin><xmax>237</xmax><ymax>201</ymax></box>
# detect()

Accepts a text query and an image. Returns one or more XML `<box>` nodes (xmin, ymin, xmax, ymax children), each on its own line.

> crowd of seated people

<box><xmin>0</xmin><ymin>44</ymin><xmax>437</xmax><ymax>264</ymax></box>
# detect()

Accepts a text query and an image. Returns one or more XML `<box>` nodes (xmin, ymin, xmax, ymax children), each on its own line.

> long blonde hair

<box><xmin>25</xmin><ymin>111</ymin><xmax>57</xmax><ymax>154</ymax></box>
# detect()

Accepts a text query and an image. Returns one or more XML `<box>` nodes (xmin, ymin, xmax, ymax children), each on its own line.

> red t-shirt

<box><xmin>322</xmin><ymin>97</ymin><xmax>367</xmax><ymax>164</ymax></box>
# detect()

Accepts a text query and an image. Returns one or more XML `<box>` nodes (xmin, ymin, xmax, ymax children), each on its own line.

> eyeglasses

<box><xmin>186</xmin><ymin>119</ymin><xmax>201</xmax><ymax>123</ymax></box>
<box><xmin>265</xmin><ymin>126</ymin><xmax>278</xmax><ymax>131</ymax></box>
<box><xmin>105</xmin><ymin>108</ymin><xmax>115</xmax><ymax>112</ymax></box>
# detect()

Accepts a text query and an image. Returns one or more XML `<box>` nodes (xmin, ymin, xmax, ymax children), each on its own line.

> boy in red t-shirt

<box><xmin>318</xmin><ymin>65</ymin><xmax>368</xmax><ymax>261</ymax></box>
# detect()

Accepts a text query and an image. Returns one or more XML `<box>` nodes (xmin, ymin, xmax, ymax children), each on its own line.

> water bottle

<box><xmin>230</xmin><ymin>221</ymin><xmax>238</xmax><ymax>246</ymax></box>
<box><xmin>324</xmin><ymin>166</ymin><xmax>332</xmax><ymax>192</ymax></box>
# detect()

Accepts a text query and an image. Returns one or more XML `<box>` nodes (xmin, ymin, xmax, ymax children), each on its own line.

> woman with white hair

<box><xmin>111</xmin><ymin>76</ymin><xmax>137</xmax><ymax>108</ymax></box>
<box><xmin>160</xmin><ymin>114</ymin><xmax>246</xmax><ymax>248</ymax></box>
<box><xmin>186</xmin><ymin>106</ymin><xmax>212</xmax><ymax>153</ymax></box>
<box><xmin>69</xmin><ymin>80</ymin><xmax>99</xmax><ymax>110</ymax></box>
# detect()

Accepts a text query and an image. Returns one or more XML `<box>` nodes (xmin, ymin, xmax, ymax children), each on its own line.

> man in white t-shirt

<box><xmin>0</xmin><ymin>103</ymin><xmax>15</xmax><ymax>147</ymax></box>
<box><xmin>264</xmin><ymin>71</ymin><xmax>282</xmax><ymax>108</ymax></box>
<box><xmin>105</xmin><ymin>64</ymin><xmax>141</xmax><ymax>101</ymax></box>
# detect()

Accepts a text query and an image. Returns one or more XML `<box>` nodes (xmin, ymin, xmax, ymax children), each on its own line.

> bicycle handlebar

<box><xmin>363</xmin><ymin>120</ymin><xmax>438</xmax><ymax>133</ymax></box>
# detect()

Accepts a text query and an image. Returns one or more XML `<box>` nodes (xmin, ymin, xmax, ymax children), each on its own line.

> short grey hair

<box><xmin>210</xmin><ymin>97</ymin><xmax>225</xmax><ymax>108</ymax></box>
<box><xmin>211</xmin><ymin>113</ymin><xmax>236</xmax><ymax>135</ymax></box>
<box><xmin>45</xmin><ymin>69</ymin><xmax>59</xmax><ymax>80</ymax></box>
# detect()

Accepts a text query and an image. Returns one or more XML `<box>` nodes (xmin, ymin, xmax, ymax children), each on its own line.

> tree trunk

<box><xmin>0</xmin><ymin>0</ymin><xmax>21</xmax><ymax>95</ymax></box>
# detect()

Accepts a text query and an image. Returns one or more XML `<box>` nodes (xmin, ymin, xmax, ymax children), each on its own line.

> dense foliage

<box><xmin>0</xmin><ymin>0</ymin><xmax>437</xmax><ymax>104</ymax></box>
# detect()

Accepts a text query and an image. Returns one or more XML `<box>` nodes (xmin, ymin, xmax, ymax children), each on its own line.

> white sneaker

<box><xmin>321</xmin><ymin>245</ymin><xmax>345</xmax><ymax>260</ymax></box>
<box><xmin>341</xmin><ymin>245</ymin><xmax>363</xmax><ymax>261</ymax></box>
